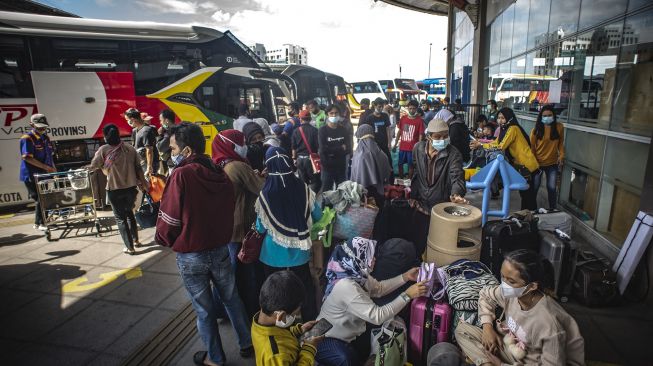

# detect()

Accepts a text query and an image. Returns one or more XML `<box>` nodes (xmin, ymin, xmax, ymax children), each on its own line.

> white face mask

<box><xmin>221</xmin><ymin>134</ymin><xmax>248</xmax><ymax>158</ymax></box>
<box><xmin>501</xmin><ymin>280</ymin><xmax>529</xmax><ymax>299</ymax></box>
<box><xmin>328</xmin><ymin>116</ymin><xmax>339</xmax><ymax>124</ymax></box>
<box><xmin>274</xmin><ymin>312</ymin><xmax>295</xmax><ymax>328</ymax></box>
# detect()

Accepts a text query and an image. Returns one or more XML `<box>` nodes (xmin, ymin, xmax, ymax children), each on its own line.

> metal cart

<box><xmin>34</xmin><ymin>169</ymin><xmax>101</xmax><ymax>241</ymax></box>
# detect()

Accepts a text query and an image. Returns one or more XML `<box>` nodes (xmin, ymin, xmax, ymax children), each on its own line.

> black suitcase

<box><xmin>481</xmin><ymin>218</ymin><xmax>540</xmax><ymax>279</ymax></box>
<box><xmin>572</xmin><ymin>256</ymin><xmax>619</xmax><ymax>307</ymax></box>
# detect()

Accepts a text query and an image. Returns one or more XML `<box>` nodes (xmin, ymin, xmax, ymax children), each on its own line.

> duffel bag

<box><xmin>135</xmin><ymin>193</ymin><xmax>159</xmax><ymax>229</ymax></box>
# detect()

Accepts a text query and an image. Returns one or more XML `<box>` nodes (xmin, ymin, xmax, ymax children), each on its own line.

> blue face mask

<box><xmin>431</xmin><ymin>137</ymin><xmax>449</xmax><ymax>151</ymax></box>
<box><xmin>542</xmin><ymin>116</ymin><xmax>554</xmax><ymax>124</ymax></box>
<box><xmin>171</xmin><ymin>153</ymin><xmax>184</xmax><ymax>166</ymax></box>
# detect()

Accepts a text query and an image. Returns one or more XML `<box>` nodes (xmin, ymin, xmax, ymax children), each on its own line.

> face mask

<box><xmin>234</xmin><ymin>144</ymin><xmax>248</xmax><ymax>158</ymax></box>
<box><xmin>542</xmin><ymin>116</ymin><xmax>554</xmax><ymax>124</ymax></box>
<box><xmin>431</xmin><ymin>138</ymin><xmax>449</xmax><ymax>151</ymax></box>
<box><xmin>501</xmin><ymin>280</ymin><xmax>529</xmax><ymax>299</ymax></box>
<box><xmin>274</xmin><ymin>312</ymin><xmax>295</xmax><ymax>328</ymax></box>
<box><xmin>328</xmin><ymin>116</ymin><xmax>339</xmax><ymax>124</ymax></box>
<box><xmin>171</xmin><ymin>152</ymin><xmax>185</xmax><ymax>166</ymax></box>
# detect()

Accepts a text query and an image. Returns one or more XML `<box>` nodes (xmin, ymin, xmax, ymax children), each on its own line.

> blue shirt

<box><xmin>283</xmin><ymin>116</ymin><xmax>300</xmax><ymax>135</ymax></box>
<box><xmin>423</xmin><ymin>110</ymin><xmax>436</xmax><ymax>125</ymax></box>
<box><xmin>257</xmin><ymin>202</ymin><xmax>323</xmax><ymax>267</ymax></box>
<box><xmin>19</xmin><ymin>130</ymin><xmax>55</xmax><ymax>182</ymax></box>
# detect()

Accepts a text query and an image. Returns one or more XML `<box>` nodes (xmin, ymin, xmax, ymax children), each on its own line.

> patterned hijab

<box><xmin>324</xmin><ymin>237</ymin><xmax>377</xmax><ymax>299</ymax></box>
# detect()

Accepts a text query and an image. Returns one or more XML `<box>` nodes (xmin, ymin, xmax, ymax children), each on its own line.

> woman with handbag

<box><xmin>470</xmin><ymin>108</ymin><xmax>540</xmax><ymax>210</ymax></box>
<box><xmin>87</xmin><ymin>124</ymin><xmax>147</xmax><ymax>255</ymax></box>
<box><xmin>212</xmin><ymin>129</ymin><xmax>266</xmax><ymax>318</ymax></box>
<box><xmin>456</xmin><ymin>250</ymin><xmax>584</xmax><ymax>366</ymax></box>
<box><xmin>315</xmin><ymin>238</ymin><xmax>427</xmax><ymax>366</ymax></box>
<box><xmin>254</xmin><ymin>146</ymin><xmax>323</xmax><ymax>321</ymax></box>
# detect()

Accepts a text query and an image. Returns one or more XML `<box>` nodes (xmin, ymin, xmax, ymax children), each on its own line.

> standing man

<box><xmin>361</xmin><ymin>97</ymin><xmax>392</xmax><ymax>167</ymax></box>
<box><xmin>156</xmin><ymin>122</ymin><xmax>253</xmax><ymax>366</ymax></box>
<box><xmin>156</xmin><ymin>109</ymin><xmax>176</xmax><ymax>175</ymax></box>
<box><xmin>393</xmin><ymin>100</ymin><xmax>425</xmax><ymax>179</ymax></box>
<box><xmin>233</xmin><ymin>104</ymin><xmax>253</xmax><ymax>132</ymax></box>
<box><xmin>422</xmin><ymin>100</ymin><xmax>436</xmax><ymax>125</ymax></box>
<box><xmin>358</xmin><ymin>98</ymin><xmax>372</xmax><ymax>125</ymax></box>
<box><xmin>292</xmin><ymin>110</ymin><xmax>321</xmax><ymax>193</ymax></box>
<box><xmin>283</xmin><ymin>102</ymin><xmax>301</xmax><ymax>137</ymax></box>
<box><xmin>124</xmin><ymin>108</ymin><xmax>158</xmax><ymax>177</ymax></box>
<box><xmin>20</xmin><ymin>113</ymin><xmax>56</xmax><ymax>231</ymax></box>
<box><xmin>318</xmin><ymin>104</ymin><xmax>350</xmax><ymax>191</ymax></box>
<box><xmin>307</xmin><ymin>99</ymin><xmax>326</xmax><ymax>129</ymax></box>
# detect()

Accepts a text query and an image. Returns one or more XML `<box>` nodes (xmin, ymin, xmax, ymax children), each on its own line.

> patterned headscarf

<box><xmin>324</xmin><ymin>237</ymin><xmax>377</xmax><ymax>299</ymax></box>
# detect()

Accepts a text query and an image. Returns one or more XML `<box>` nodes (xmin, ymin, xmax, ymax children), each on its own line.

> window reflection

<box><xmin>549</xmin><ymin>0</ymin><xmax>580</xmax><ymax>37</ymax></box>
<box><xmin>527</xmin><ymin>0</ymin><xmax>551</xmax><ymax>50</ymax></box>
<box><xmin>500</xmin><ymin>5</ymin><xmax>514</xmax><ymax>61</ymax></box>
<box><xmin>490</xmin><ymin>13</ymin><xmax>502</xmax><ymax>65</ymax></box>
<box><xmin>512</xmin><ymin>0</ymin><xmax>530</xmax><ymax>56</ymax></box>
<box><xmin>579</xmin><ymin>0</ymin><xmax>627</xmax><ymax>32</ymax></box>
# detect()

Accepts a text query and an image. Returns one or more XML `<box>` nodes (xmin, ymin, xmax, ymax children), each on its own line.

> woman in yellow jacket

<box><xmin>530</xmin><ymin>105</ymin><xmax>564</xmax><ymax>210</ymax></box>
<box><xmin>470</xmin><ymin>107</ymin><xmax>540</xmax><ymax>210</ymax></box>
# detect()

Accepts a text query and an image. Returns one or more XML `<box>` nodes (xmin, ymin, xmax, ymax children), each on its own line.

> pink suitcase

<box><xmin>408</xmin><ymin>297</ymin><xmax>452</xmax><ymax>364</ymax></box>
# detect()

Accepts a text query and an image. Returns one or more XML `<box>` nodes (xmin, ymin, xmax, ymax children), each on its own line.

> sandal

<box><xmin>193</xmin><ymin>351</ymin><xmax>224</xmax><ymax>366</ymax></box>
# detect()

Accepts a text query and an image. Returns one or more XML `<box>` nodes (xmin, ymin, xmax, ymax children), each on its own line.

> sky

<box><xmin>35</xmin><ymin>0</ymin><xmax>449</xmax><ymax>82</ymax></box>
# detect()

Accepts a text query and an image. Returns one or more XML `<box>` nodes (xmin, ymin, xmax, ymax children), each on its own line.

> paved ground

<box><xmin>0</xmin><ymin>188</ymin><xmax>651</xmax><ymax>365</ymax></box>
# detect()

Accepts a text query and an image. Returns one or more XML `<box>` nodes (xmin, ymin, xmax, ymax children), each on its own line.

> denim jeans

<box><xmin>107</xmin><ymin>187</ymin><xmax>139</xmax><ymax>250</ymax></box>
<box><xmin>24</xmin><ymin>180</ymin><xmax>43</xmax><ymax>226</ymax></box>
<box><xmin>176</xmin><ymin>246</ymin><xmax>252</xmax><ymax>364</ymax></box>
<box><xmin>315</xmin><ymin>337</ymin><xmax>359</xmax><ymax>366</ymax></box>
<box><xmin>533</xmin><ymin>164</ymin><xmax>558</xmax><ymax>209</ymax></box>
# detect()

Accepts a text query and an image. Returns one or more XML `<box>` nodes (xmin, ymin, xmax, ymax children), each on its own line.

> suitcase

<box><xmin>481</xmin><ymin>218</ymin><xmax>540</xmax><ymax>279</ymax></box>
<box><xmin>408</xmin><ymin>298</ymin><xmax>452</xmax><ymax>365</ymax></box>
<box><xmin>535</xmin><ymin>209</ymin><xmax>572</xmax><ymax>237</ymax></box>
<box><xmin>573</xmin><ymin>257</ymin><xmax>619</xmax><ymax>307</ymax></box>
<box><xmin>539</xmin><ymin>231</ymin><xmax>577</xmax><ymax>298</ymax></box>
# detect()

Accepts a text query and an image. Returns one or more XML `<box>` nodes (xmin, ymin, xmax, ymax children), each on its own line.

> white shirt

<box><xmin>318</xmin><ymin>275</ymin><xmax>409</xmax><ymax>342</ymax></box>
<box><xmin>233</xmin><ymin>116</ymin><xmax>253</xmax><ymax>132</ymax></box>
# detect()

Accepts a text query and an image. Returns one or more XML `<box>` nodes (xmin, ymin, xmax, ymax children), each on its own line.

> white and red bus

<box><xmin>0</xmin><ymin>11</ymin><xmax>293</xmax><ymax>207</ymax></box>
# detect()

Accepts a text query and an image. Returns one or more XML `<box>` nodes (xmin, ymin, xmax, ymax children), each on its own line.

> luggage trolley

<box><xmin>34</xmin><ymin>169</ymin><xmax>101</xmax><ymax>241</ymax></box>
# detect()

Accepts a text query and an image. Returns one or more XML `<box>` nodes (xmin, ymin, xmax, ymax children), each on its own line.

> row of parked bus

<box><xmin>0</xmin><ymin>10</ymin><xmax>360</xmax><ymax>207</ymax></box>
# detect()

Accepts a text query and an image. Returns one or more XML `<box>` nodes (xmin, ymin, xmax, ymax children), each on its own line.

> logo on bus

<box><xmin>1</xmin><ymin>104</ymin><xmax>38</xmax><ymax>127</ymax></box>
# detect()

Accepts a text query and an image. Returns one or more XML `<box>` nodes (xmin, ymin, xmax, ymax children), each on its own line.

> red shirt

<box><xmin>398</xmin><ymin>116</ymin><xmax>425</xmax><ymax>151</ymax></box>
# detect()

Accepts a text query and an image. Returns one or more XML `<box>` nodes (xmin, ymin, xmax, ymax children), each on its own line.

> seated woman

<box><xmin>255</xmin><ymin>146</ymin><xmax>323</xmax><ymax>321</ymax></box>
<box><xmin>315</xmin><ymin>238</ymin><xmax>427</xmax><ymax>366</ymax></box>
<box><xmin>456</xmin><ymin>249</ymin><xmax>585</xmax><ymax>366</ymax></box>
<box><xmin>350</xmin><ymin>124</ymin><xmax>391</xmax><ymax>209</ymax></box>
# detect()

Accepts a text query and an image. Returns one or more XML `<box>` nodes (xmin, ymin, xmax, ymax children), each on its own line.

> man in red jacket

<box><xmin>155</xmin><ymin>122</ymin><xmax>253</xmax><ymax>366</ymax></box>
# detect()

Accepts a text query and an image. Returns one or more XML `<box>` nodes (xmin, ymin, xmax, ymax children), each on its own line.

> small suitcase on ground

<box><xmin>408</xmin><ymin>298</ymin><xmax>452</xmax><ymax>365</ymax></box>
<box><xmin>535</xmin><ymin>209</ymin><xmax>572</xmax><ymax>237</ymax></box>
<box><xmin>481</xmin><ymin>218</ymin><xmax>540</xmax><ymax>279</ymax></box>
<box><xmin>539</xmin><ymin>231</ymin><xmax>577</xmax><ymax>298</ymax></box>
<box><xmin>573</xmin><ymin>256</ymin><xmax>619</xmax><ymax>307</ymax></box>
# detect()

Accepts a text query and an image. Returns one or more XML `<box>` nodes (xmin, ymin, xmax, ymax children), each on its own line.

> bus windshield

<box><xmin>394</xmin><ymin>78</ymin><xmax>419</xmax><ymax>91</ymax></box>
<box><xmin>352</xmin><ymin>82</ymin><xmax>381</xmax><ymax>93</ymax></box>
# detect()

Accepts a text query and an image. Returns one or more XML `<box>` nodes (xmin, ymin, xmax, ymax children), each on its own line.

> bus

<box><xmin>488</xmin><ymin>73</ymin><xmax>558</xmax><ymax>104</ymax></box>
<box><xmin>419</xmin><ymin>78</ymin><xmax>446</xmax><ymax>100</ymax></box>
<box><xmin>350</xmin><ymin>81</ymin><xmax>386</xmax><ymax>104</ymax></box>
<box><xmin>0</xmin><ymin>10</ymin><xmax>293</xmax><ymax>207</ymax></box>
<box><xmin>378</xmin><ymin>78</ymin><xmax>427</xmax><ymax>104</ymax></box>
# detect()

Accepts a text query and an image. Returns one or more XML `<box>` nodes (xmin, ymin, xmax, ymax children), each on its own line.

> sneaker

<box><xmin>239</xmin><ymin>346</ymin><xmax>254</xmax><ymax>358</ymax></box>
<box><xmin>35</xmin><ymin>225</ymin><xmax>48</xmax><ymax>231</ymax></box>
<box><xmin>134</xmin><ymin>241</ymin><xmax>142</xmax><ymax>248</ymax></box>
<box><xmin>123</xmin><ymin>247</ymin><xmax>136</xmax><ymax>255</ymax></box>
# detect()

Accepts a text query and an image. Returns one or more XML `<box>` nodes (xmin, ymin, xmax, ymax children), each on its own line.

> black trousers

<box><xmin>107</xmin><ymin>187</ymin><xmax>139</xmax><ymax>250</ymax></box>
<box><xmin>24</xmin><ymin>180</ymin><xmax>43</xmax><ymax>226</ymax></box>
<box><xmin>263</xmin><ymin>262</ymin><xmax>318</xmax><ymax>322</ymax></box>
<box><xmin>321</xmin><ymin>165</ymin><xmax>347</xmax><ymax>192</ymax></box>
<box><xmin>519</xmin><ymin>173</ymin><xmax>539</xmax><ymax>210</ymax></box>
<box><xmin>297</xmin><ymin>157</ymin><xmax>321</xmax><ymax>193</ymax></box>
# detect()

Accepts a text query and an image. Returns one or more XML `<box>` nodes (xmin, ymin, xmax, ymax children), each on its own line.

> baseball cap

<box><xmin>30</xmin><ymin>114</ymin><xmax>49</xmax><ymax>128</ymax></box>
<box><xmin>298</xmin><ymin>110</ymin><xmax>311</xmax><ymax>119</ymax></box>
<box><xmin>426</xmin><ymin>118</ymin><xmax>448</xmax><ymax>134</ymax></box>
<box><xmin>359</xmin><ymin>98</ymin><xmax>370</xmax><ymax>105</ymax></box>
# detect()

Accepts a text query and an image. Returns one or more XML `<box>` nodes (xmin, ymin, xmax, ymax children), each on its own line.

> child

<box><xmin>480</xmin><ymin>124</ymin><xmax>496</xmax><ymax>142</ymax></box>
<box><xmin>252</xmin><ymin>271</ymin><xmax>322</xmax><ymax>366</ymax></box>
<box><xmin>456</xmin><ymin>250</ymin><xmax>584</xmax><ymax>365</ymax></box>
<box><xmin>393</xmin><ymin>100</ymin><xmax>425</xmax><ymax>179</ymax></box>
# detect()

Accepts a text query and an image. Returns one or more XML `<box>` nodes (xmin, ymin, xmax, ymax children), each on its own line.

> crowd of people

<box><xmin>18</xmin><ymin>95</ymin><xmax>575</xmax><ymax>365</ymax></box>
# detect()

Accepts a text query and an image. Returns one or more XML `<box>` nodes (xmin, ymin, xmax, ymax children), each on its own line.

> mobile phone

<box><xmin>300</xmin><ymin>318</ymin><xmax>333</xmax><ymax>341</ymax></box>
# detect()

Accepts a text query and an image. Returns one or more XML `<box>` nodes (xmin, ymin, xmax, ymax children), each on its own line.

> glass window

<box><xmin>0</xmin><ymin>35</ymin><xmax>34</xmax><ymax>98</ymax></box>
<box><xmin>579</xmin><ymin>0</ymin><xmax>627</xmax><ymax>31</ymax></box>
<box><xmin>489</xmin><ymin>14</ymin><xmax>502</xmax><ymax>65</ymax></box>
<box><xmin>549</xmin><ymin>0</ymin><xmax>580</xmax><ymax>37</ymax></box>
<box><xmin>527</xmin><ymin>0</ymin><xmax>551</xmax><ymax>50</ymax></box>
<box><xmin>569</xmin><ymin>21</ymin><xmax>621</xmax><ymax>126</ymax></box>
<box><xmin>512</xmin><ymin>0</ymin><xmax>530</xmax><ymax>56</ymax></box>
<box><xmin>560</xmin><ymin>166</ymin><xmax>600</xmax><ymax>227</ymax></box>
<box><xmin>500</xmin><ymin>5</ymin><xmax>514</xmax><ymax>61</ymax></box>
<box><xmin>609</xmin><ymin>9</ymin><xmax>653</xmax><ymax>137</ymax></box>
<box><xmin>565</xmin><ymin>128</ymin><xmax>605</xmax><ymax>172</ymax></box>
<box><xmin>488</xmin><ymin>64</ymin><xmax>500</xmax><ymax>101</ymax></box>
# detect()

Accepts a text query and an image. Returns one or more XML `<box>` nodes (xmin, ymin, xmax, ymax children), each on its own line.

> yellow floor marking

<box><xmin>0</xmin><ymin>214</ymin><xmax>15</xmax><ymax>219</ymax></box>
<box><xmin>62</xmin><ymin>267</ymin><xmax>143</xmax><ymax>293</ymax></box>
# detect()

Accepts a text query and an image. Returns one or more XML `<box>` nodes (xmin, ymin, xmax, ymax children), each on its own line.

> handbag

<box><xmin>298</xmin><ymin>126</ymin><xmax>321</xmax><ymax>174</ymax></box>
<box><xmin>333</xmin><ymin>196</ymin><xmax>379</xmax><ymax>241</ymax></box>
<box><xmin>135</xmin><ymin>193</ymin><xmax>159</xmax><ymax>229</ymax></box>
<box><xmin>444</xmin><ymin>260</ymin><xmax>498</xmax><ymax>311</ymax></box>
<box><xmin>417</xmin><ymin>262</ymin><xmax>448</xmax><ymax>301</ymax></box>
<box><xmin>371</xmin><ymin>318</ymin><xmax>407</xmax><ymax>366</ymax></box>
<box><xmin>238</xmin><ymin>224</ymin><xmax>264</xmax><ymax>264</ymax></box>
<box><xmin>148</xmin><ymin>174</ymin><xmax>166</xmax><ymax>203</ymax></box>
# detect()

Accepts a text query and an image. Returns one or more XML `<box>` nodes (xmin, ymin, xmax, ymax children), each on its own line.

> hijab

<box><xmin>435</xmin><ymin>109</ymin><xmax>454</xmax><ymax>123</ymax></box>
<box><xmin>255</xmin><ymin>147</ymin><xmax>315</xmax><ymax>250</ymax></box>
<box><xmin>351</xmin><ymin>124</ymin><xmax>391</xmax><ymax>193</ymax></box>
<box><xmin>324</xmin><ymin>237</ymin><xmax>377</xmax><ymax>299</ymax></box>
<box><xmin>211</xmin><ymin>129</ymin><xmax>248</xmax><ymax>167</ymax></box>
<box><xmin>243</xmin><ymin>122</ymin><xmax>266</xmax><ymax>171</ymax></box>
<box><xmin>243</xmin><ymin>122</ymin><xmax>265</xmax><ymax>144</ymax></box>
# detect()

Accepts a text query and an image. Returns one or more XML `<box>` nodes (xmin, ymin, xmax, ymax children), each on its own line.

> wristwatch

<box><xmin>400</xmin><ymin>292</ymin><xmax>411</xmax><ymax>303</ymax></box>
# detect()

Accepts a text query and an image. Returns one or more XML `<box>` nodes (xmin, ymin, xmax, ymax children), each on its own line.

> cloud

<box><xmin>211</xmin><ymin>9</ymin><xmax>231</xmax><ymax>23</ymax></box>
<box><xmin>95</xmin><ymin>0</ymin><xmax>115</xmax><ymax>6</ymax></box>
<box><xmin>135</xmin><ymin>0</ymin><xmax>199</xmax><ymax>14</ymax></box>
